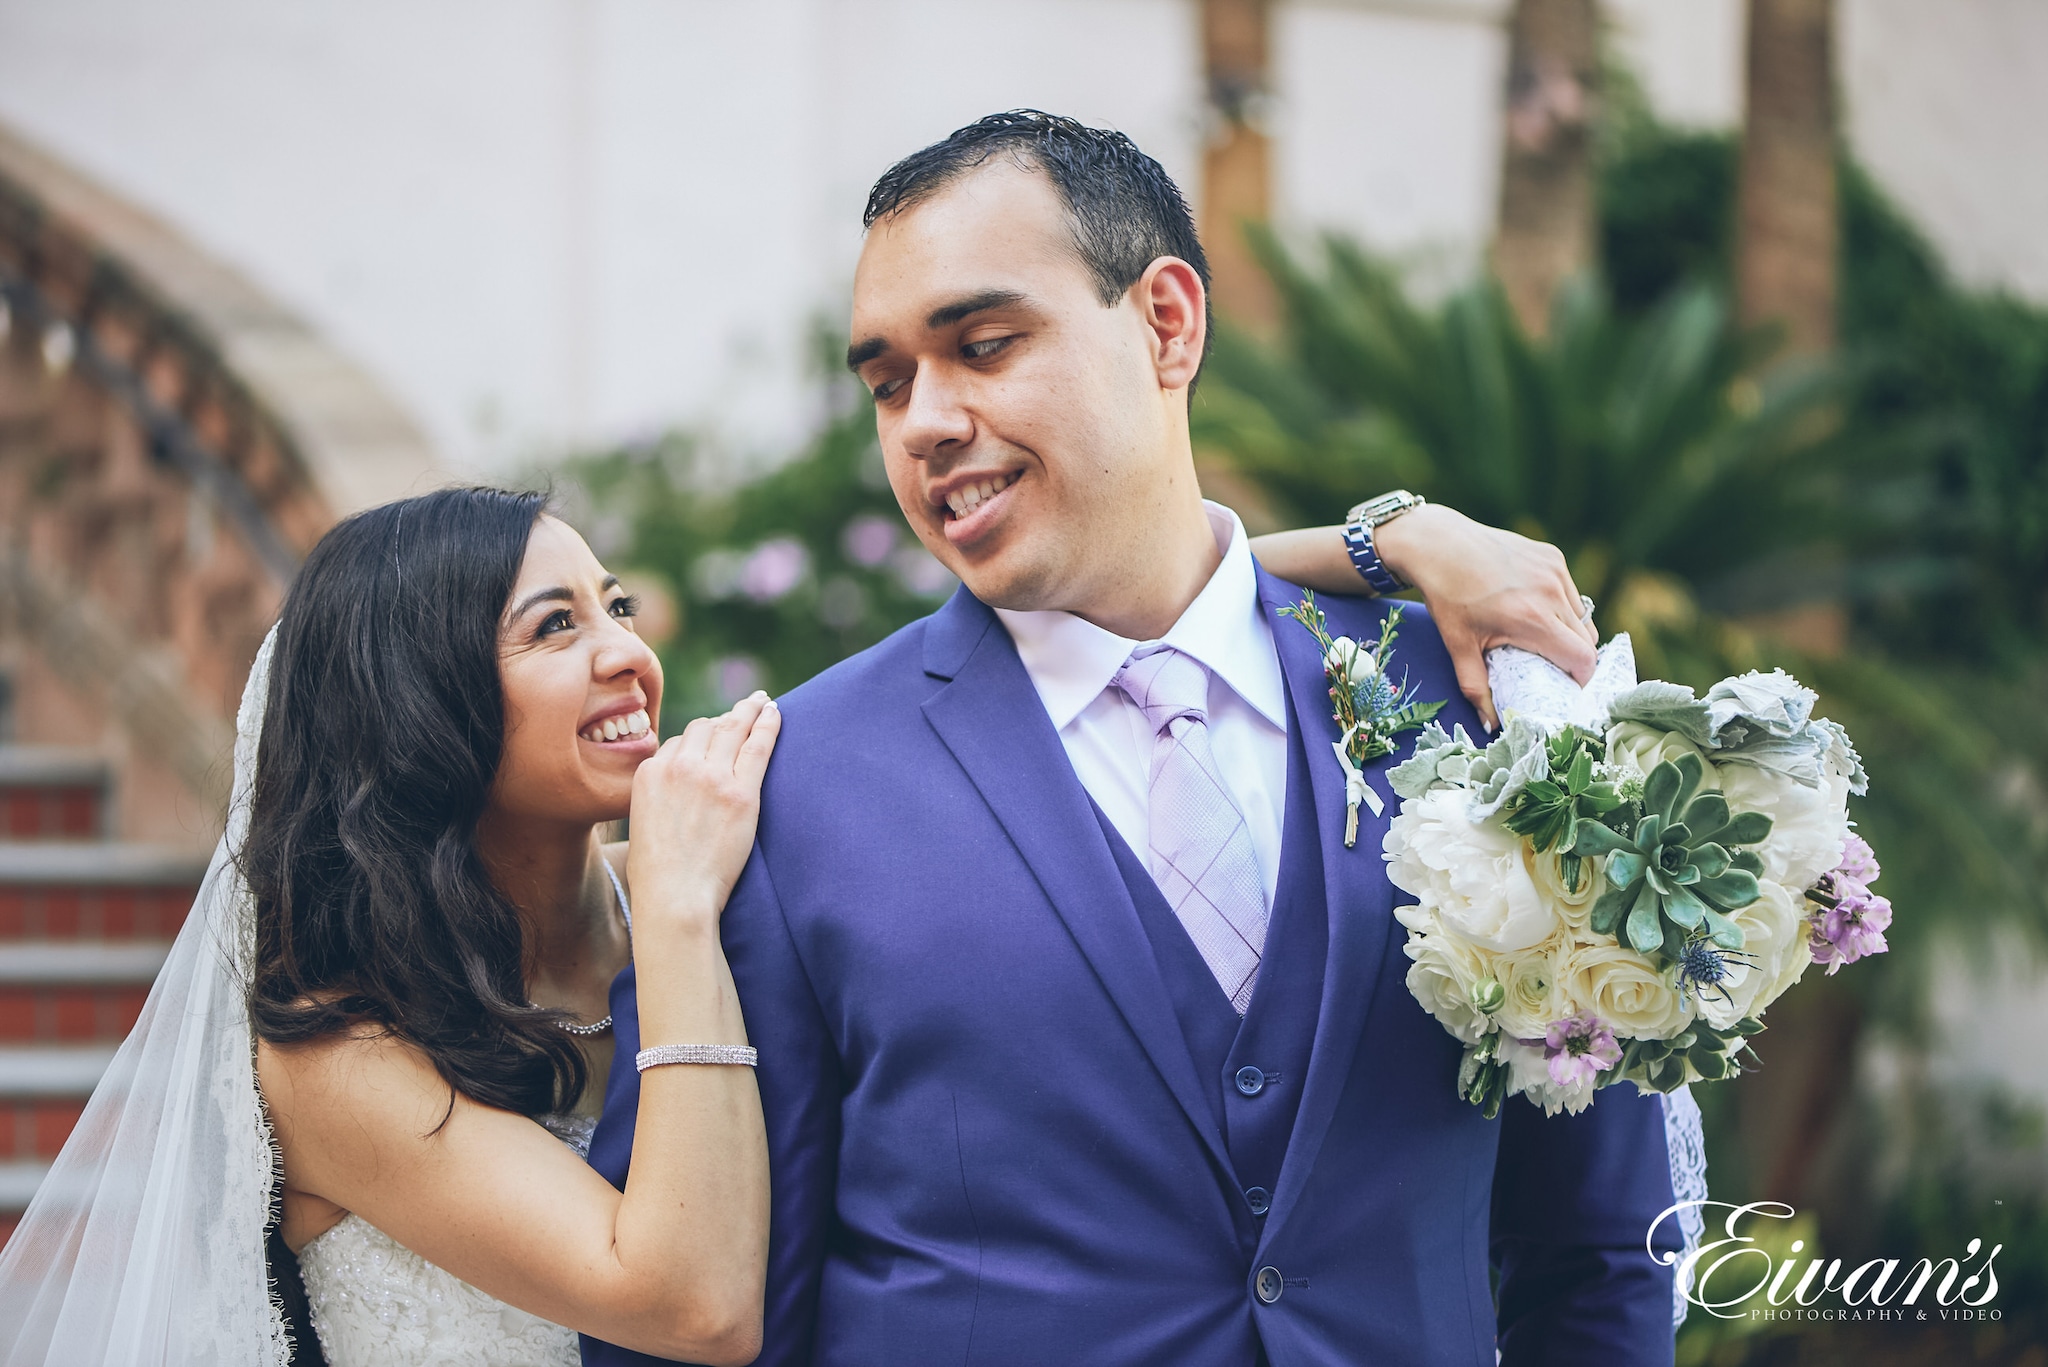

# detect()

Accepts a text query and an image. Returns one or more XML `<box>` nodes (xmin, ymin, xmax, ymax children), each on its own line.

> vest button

<box><xmin>1255</xmin><ymin>1265</ymin><xmax>1284</xmax><ymax>1304</ymax></box>
<box><xmin>1234</xmin><ymin>1065</ymin><xmax>1266</xmax><ymax>1096</ymax></box>
<box><xmin>1244</xmin><ymin>1185</ymin><xmax>1271</xmax><ymax>1216</ymax></box>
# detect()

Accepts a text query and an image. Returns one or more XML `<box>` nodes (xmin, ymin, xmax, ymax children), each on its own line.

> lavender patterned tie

<box><xmin>1112</xmin><ymin>645</ymin><xmax>1269</xmax><ymax>1013</ymax></box>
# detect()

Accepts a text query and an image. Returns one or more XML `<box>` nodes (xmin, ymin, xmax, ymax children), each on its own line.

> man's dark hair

<box><xmin>864</xmin><ymin>110</ymin><xmax>1212</xmax><ymax>374</ymax></box>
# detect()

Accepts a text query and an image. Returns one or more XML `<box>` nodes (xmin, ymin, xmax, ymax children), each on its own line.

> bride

<box><xmin>0</xmin><ymin>485</ymin><xmax>1593</xmax><ymax>1366</ymax></box>
<box><xmin>1</xmin><ymin>486</ymin><xmax>777</xmax><ymax>1366</ymax></box>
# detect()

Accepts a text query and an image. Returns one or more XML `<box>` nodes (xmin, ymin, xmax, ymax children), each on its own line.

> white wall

<box><xmin>1275</xmin><ymin>1</ymin><xmax>1508</xmax><ymax>291</ymax></box>
<box><xmin>0</xmin><ymin>0</ymin><xmax>1205</xmax><ymax>470</ymax></box>
<box><xmin>4</xmin><ymin>0</ymin><xmax>2044</xmax><ymax>474</ymax></box>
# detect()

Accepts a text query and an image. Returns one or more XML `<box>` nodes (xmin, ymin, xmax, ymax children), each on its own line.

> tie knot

<box><xmin>1112</xmin><ymin>646</ymin><xmax>1210</xmax><ymax>733</ymax></box>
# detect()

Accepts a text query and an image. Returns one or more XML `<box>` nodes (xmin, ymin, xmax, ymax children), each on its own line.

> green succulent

<box><xmin>1571</xmin><ymin>751</ymin><xmax>1773</xmax><ymax>959</ymax></box>
<box><xmin>1609</xmin><ymin>1017</ymin><xmax>1765</xmax><ymax>1093</ymax></box>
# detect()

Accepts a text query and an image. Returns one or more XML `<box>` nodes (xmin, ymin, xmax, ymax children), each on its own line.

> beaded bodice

<box><xmin>297</xmin><ymin>1113</ymin><xmax>596</xmax><ymax>1367</ymax></box>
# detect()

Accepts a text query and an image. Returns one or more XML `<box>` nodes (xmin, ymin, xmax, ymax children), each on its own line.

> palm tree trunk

<box><xmin>1738</xmin><ymin>0</ymin><xmax>1837</xmax><ymax>356</ymax></box>
<box><xmin>1201</xmin><ymin>0</ymin><xmax>1276</xmax><ymax>328</ymax></box>
<box><xmin>1493</xmin><ymin>0</ymin><xmax>1600</xmax><ymax>339</ymax></box>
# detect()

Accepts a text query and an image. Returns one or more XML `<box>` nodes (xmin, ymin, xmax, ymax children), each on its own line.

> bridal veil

<box><xmin>0</xmin><ymin>630</ymin><xmax>288</xmax><ymax>1365</ymax></box>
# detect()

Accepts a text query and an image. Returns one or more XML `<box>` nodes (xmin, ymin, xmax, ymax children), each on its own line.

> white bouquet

<box><xmin>1384</xmin><ymin>635</ymin><xmax>1890</xmax><ymax>1117</ymax></box>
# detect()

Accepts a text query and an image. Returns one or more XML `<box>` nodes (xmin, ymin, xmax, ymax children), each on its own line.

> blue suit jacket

<box><xmin>586</xmin><ymin>573</ymin><xmax>1679</xmax><ymax>1366</ymax></box>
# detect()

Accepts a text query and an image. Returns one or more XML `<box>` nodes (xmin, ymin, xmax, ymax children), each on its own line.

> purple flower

<box><xmin>1543</xmin><ymin>1014</ymin><xmax>1621</xmax><ymax>1089</ymax></box>
<box><xmin>738</xmin><ymin>538</ymin><xmax>810</xmax><ymax>602</ymax></box>
<box><xmin>1808</xmin><ymin>877</ymin><xmax>1892</xmax><ymax>975</ymax></box>
<box><xmin>840</xmin><ymin>514</ymin><xmax>899</xmax><ymax>568</ymax></box>
<box><xmin>1834</xmin><ymin>832</ymin><xmax>1881</xmax><ymax>886</ymax></box>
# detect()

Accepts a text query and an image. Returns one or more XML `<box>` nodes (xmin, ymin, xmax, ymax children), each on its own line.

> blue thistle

<box><xmin>1674</xmin><ymin>933</ymin><xmax>1757</xmax><ymax>1010</ymax></box>
<box><xmin>1353</xmin><ymin>674</ymin><xmax>1398</xmax><ymax>718</ymax></box>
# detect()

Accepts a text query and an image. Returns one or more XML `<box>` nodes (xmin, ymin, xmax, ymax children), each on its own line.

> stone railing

<box><xmin>0</xmin><ymin>122</ymin><xmax>441</xmax><ymax>839</ymax></box>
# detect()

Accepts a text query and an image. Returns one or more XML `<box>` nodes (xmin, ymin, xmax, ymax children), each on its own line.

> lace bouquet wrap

<box><xmin>1385</xmin><ymin>634</ymin><xmax>1887</xmax><ymax>1118</ymax></box>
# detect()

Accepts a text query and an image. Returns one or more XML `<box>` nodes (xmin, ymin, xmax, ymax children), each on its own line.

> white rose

<box><xmin>1715</xmin><ymin>762</ymin><xmax>1850</xmax><ymax>891</ymax></box>
<box><xmin>1527</xmin><ymin>846</ymin><xmax>1602</xmax><ymax>933</ymax></box>
<box><xmin>1606</xmin><ymin>722</ymin><xmax>1722</xmax><ymax>791</ymax></box>
<box><xmin>1491</xmin><ymin>932</ymin><xmax>1577</xmax><ymax>1041</ymax></box>
<box><xmin>1695</xmin><ymin>878</ymin><xmax>1807</xmax><ymax>1028</ymax></box>
<box><xmin>1386</xmin><ymin>791</ymin><xmax>1560</xmax><ymax>952</ymax></box>
<box><xmin>1396</xmin><ymin>904</ymin><xmax>1496</xmax><ymax>1044</ymax></box>
<box><xmin>1561</xmin><ymin>943</ymin><xmax>1690</xmax><ymax>1041</ymax></box>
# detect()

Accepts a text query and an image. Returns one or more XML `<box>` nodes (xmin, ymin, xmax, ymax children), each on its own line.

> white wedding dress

<box><xmin>295</xmin><ymin>1113</ymin><xmax>591</xmax><ymax>1367</ymax></box>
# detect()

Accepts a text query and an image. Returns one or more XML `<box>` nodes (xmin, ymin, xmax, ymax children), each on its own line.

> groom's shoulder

<box><xmin>770</xmin><ymin>587</ymin><xmax>986</xmax><ymax>741</ymax></box>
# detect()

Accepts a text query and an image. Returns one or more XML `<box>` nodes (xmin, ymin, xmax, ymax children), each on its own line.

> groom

<box><xmin>588</xmin><ymin>111</ymin><xmax>1679</xmax><ymax>1366</ymax></box>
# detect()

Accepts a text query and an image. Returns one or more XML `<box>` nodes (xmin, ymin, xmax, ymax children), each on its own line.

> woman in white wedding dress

<box><xmin>0</xmin><ymin>487</ymin><xmax>779</xmax><ymax>1367</ymax></box>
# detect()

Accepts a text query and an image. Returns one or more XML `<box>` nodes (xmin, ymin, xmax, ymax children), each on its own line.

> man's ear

<box><xmin>1135</xmin><ymin>256</ymin><xmax>1207</xmax><ymax>393</ymax></box>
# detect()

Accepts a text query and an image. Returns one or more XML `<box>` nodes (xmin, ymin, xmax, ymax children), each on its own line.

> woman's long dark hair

<box><xmin>246</xmin><ymin>486</ymin><xmax>586</xmax><ymax>1117</ymax></box>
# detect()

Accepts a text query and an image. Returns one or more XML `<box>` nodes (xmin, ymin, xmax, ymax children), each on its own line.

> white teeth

<box><xmin>583</xmin><ymin>709</ymin><xmax>650</xmax><ymax>744</ymax></box>
<box><xmin>943</xmin><ymin>474</ymin><xmax>1015</xmax><ymax>518</ymax></box>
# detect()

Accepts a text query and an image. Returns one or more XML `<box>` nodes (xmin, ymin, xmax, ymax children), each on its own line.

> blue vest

<box><xmin>1090</xmin><ymin>683</ymin><xmax>1330</xmax><ymax>1264</ymax></box>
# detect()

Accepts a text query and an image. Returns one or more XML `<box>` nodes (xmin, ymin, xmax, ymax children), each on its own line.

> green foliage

<box><xmin>1597</xmin><ymin>128</ymin><xmax>2048</xmax><ymax>665</ymax></box>
<box><xmin>1611</xmin><ymin>1015</ymin><xmax>1762</xmax><ymax>1093</ymax></box>
<box><xmin>1192</xmin><ymin>225</ymin><xmax>1853</xmax><ymax>623</ymax></box>
<box><xmin>1501</xmin><ymin>726</ymin><xmax>1623</xmax><ymax>872</ymax></box>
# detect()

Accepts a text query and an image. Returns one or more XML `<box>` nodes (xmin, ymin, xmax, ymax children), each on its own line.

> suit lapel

<box><xmin>919</xmin><ymin>592</ymin><xmax>1235</xmax><ymax>1181</ymax></box>
<box><xmin>1254</xmin><ymin>569</ymin><xmax>1401</xmax><ymax>1238</ymax></box>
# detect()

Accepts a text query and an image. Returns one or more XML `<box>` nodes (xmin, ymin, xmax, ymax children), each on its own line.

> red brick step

<box><xmin>0</xmin><ymin>748</ymin><xmax>108</xmax><ymax>841</ymax></box>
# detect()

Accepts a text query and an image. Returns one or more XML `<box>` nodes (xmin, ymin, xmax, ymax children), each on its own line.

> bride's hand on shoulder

<box><xmin>625</xmin><ymin>691</ymin><xmax>781</xmax><ymax>926</ymax></box>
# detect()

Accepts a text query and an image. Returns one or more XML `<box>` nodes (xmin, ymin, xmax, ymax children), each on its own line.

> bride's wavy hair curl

<box><xmin>246</xmin><ymin>485</ymin><xmax>586</xmax><ymax>1117</ymax></box>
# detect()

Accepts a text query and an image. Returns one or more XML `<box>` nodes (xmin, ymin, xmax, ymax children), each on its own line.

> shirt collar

<box><xmin>995</xmin><ymin>502</ymin><xmax>1287</xmax><ymax>732</ymax></box>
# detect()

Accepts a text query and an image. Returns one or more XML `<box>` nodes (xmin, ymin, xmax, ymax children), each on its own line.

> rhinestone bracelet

<box><xmin>635</xmin><ymin>1044</ymin><xmax>758</xmax><ymax>1071</ymax></box>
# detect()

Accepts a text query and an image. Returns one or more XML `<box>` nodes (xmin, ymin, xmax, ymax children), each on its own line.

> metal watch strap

<box><xmin>1342</xmin><ymin>490</ymin><xmax>1426</xmax><ymax>595</ymax></box>
<box><xmin>635</xmin><ymin>1044</ymin><xmax>758</xmax><ymax>1070</ymax></box>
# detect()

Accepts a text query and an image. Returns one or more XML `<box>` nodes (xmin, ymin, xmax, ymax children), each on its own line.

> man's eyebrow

<box><xmin>846</xmin><ymin>337</ymin><xmax>887</xmax><ymax>372</ymax></box>
<box><xmin>846</xmin><ymin>289</ymin><xmax>1032</xmax><ymax>373</ymax></box>
<box><xmin>925</xmin><ymin>289</ymin><xmax>1029</xmax><ymax>330</ymax></box>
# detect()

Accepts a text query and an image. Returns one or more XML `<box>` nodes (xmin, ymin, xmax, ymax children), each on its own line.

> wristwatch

<box><xmin>1342</xmin><ymin>490</ymin><xmax>1427</xmax><ymax>596</ymax></box>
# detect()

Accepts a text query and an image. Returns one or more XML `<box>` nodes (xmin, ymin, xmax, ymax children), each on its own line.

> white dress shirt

<box><xmin>995</xmin><ymin>502</ymin><xmax>1290</xmax><ymax>907</ymax></box>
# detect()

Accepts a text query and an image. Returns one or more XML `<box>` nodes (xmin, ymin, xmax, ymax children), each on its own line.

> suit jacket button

<box><xmin>1244</xmin><ymin>1186</ymin><xmax>1271</xmax><ymax>1216</ymax></box>
<box><xmin>1234</xmin><ymin>1066</ymin><xmax>1266</xmax><ymax>1096</ymax></box>
<box><xmin>1255</xmin><ymin>1265</ymin><xmax>1284</xmax><ymax>1304</ymax></box>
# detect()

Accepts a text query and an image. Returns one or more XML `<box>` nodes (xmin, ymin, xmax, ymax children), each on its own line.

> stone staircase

<box><xmin>0</xmin><ymin>746</ymin><xmax>205</xmax><ymax>1247</ymax></box>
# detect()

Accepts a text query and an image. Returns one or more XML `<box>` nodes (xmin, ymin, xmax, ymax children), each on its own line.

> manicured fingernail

<box><xmin>763</xmin><ymin>698</ymin><xmax>778</xmax><ymax>710</ymax></box>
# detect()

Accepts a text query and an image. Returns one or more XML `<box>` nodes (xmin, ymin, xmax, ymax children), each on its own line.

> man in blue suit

<box><xmin>588</xmin><ymin>111</ymin><xmax>1679</xmax><ymax>1366</ymax></box>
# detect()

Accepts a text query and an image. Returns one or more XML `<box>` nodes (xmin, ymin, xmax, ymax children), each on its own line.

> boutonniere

<box><xmin>1279</xmin><ymin>592</ymin><xmax>1446</xmax><ymax>847</ymax></box>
